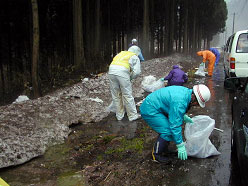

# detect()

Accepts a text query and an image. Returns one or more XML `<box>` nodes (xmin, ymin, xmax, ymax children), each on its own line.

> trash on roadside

<box><xmin>185</xmin><ymin>115</ymin><xmax>221</xmax><ymax>158</ymax></box>
<box><xmin>12</xmin><ymin>95</ymin><xmax>29</xmax><ymax>103</ymax></box>
<box><xmin>82</xmin><ymin>78</ymin><xmax>89</xmax><ymax>82</ymax></box>
<box><xmin>89</xmin><ymin>97</ymin><xmax>103</xmax><ymax>103</ymax></box>
<box><xmin>214</xmin><ymin>127</ymin><xmax>224</xmax><ymax>133</ymax></box>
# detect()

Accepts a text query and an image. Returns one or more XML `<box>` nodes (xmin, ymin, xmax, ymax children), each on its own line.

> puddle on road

<box><xmin>102</xmin><ymin>113</ymin><xmax>138</xmax><ymax>140</ymax></box>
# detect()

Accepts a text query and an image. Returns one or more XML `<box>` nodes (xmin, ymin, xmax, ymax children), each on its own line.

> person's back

<box><xmin>142</xmin><ymin>85</ymin><xmax>192</xmax><ymax>114</ymax></box>
<box><xmin>128</xmin><ymin>38</ymin><xmax>145</xmax><ymax>61</ymax></box>
<box><xmin>197</xmin><ymin>50</ymin><xmax>215</xmax><ymax>60</ymax></box>
<box><xmin>209</xmin><ymin>48</ymin><xmax>219</xmax><ymax>56</ymax></box>
<box><xmin>164</xmin><ymin>65</ymin><xmax>188</xmax><ymax>86</ymax></box>
<box><xmin>209</xmin><ymin>48</ymin><xmax>220</xmax><ymax>66</ymax></box>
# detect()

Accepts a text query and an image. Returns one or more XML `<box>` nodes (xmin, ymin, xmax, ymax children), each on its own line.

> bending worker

<box><xmin>209</xmin><ymin>48</ymin><xmax>220</xmax><ymax>67</ymax></box>
<box><xmin>108</xmin><ymin>45</ymin><xmax>141</xmax><ymax>121</ymax></box>
<box><xmin>161</xmin><ymin>65</ymin><xmax>188</xmax><ymax>86</ymax></box>
<box><xmin>197</xmin><ymin>50</ymin><xmax>216</xmax><ymax>77</ymax></box>
<box><xmin>140</xmin><ymin>84</ymin><xmax>211</xmax><ymax>163</ymax></box>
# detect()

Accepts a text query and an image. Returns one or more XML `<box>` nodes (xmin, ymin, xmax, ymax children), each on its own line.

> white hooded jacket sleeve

<box><xmin>129</xmin><ymin>55</ymin><xmax>141</xmax><ymax>80</ymax></box>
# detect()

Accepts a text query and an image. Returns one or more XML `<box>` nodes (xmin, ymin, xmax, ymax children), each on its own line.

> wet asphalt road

<box><xmin>207</xmin><ymin>65</ymin><xmax>233</xmax><ymax>185</ymax></box>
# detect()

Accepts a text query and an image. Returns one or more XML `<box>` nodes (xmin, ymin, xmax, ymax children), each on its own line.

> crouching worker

<box><xmin>108</xmin><ymin>45</ymin><xmax>141</xmax><ymax>121</ymax></box>
<box><xmin>161</xmin><ymin>65</ymin><xmax>188</xmax><ymax>86</ymax></box>
<box><xmin>140</xmin><ymin>84</ymin><xmax>211</xmax><ymax>163</ymax></box>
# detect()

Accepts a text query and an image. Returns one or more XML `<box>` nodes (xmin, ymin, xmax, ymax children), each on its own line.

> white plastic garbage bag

<box><xmin>13</xmin><ymin>95</ymin><xmax>29</xmax><ymax>103</ymax></box>
<box><xmin>141</xmin><ymin>75</ymin><xmax>164</xmax><ymax>93</ymax></box>
<box><xmin>185</xmin><ymin>115</ymin><xmax>221</xmax><ymax>158</ymax></box>
<box><xmin>194</xmin><ymin>63</ymin><xmax>206</xmax><ymax>77</ymax></box>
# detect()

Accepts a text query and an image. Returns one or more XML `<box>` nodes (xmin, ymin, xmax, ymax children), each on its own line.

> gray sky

<box><xmin>226</xmin><ymin>0</ymin><xmax>248</xmax><ymax>35</ymax></box>
<box><xmin>213</xmin><ymin>0</ymin><xmax>248</xmax><ymax>46</ymax></box>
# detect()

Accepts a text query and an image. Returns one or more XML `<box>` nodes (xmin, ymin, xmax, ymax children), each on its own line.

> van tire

<box><xmin>230</xmin><ymin>72</ymin><xmax>236</xmax><ymax>77</ymax></box>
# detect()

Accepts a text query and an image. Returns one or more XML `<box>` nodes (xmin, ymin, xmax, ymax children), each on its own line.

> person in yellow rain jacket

<box><xmin>197</xmin><ymin>50</ymin><xmax>216</xmax><ymax>77</ymax></box>
<box><xmin>108</xmin><ymin>45</ymin><xmax>141</xmax><ymax>121</ymax></box>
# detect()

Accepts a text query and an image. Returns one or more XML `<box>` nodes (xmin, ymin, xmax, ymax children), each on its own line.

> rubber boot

<box><xmin>152</xmin><ymin>136</ymin><xmax>171</xmax><ymax>164</ymax></box>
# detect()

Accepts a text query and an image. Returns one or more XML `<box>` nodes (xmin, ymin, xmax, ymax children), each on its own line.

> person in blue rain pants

<box><xmin>161</xmin><ymin>65</ymin><xmax>188</xmax><ymax>86</ymax></box>
<box><xmin>140</xmin><ymin>84</ymin><xmax>211</xmax><ymax>163</ymax></box>
<box><xmin>209</xmin><ymin>47</ymin><xmax>220</xmax><ymax>67</ymax></box>
<box><xmin>108</xmin><ymin>45</ymin><xmax>141</xmax><ymax>121</ymax></box>
<box><xmin>128</xmin><ymin>38</ymin><xmax>145</xmax><ymax>62</ymax></box>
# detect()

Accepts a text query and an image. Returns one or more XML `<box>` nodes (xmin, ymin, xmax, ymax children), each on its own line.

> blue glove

<box><xmin>214</xmin><ymin>63</ymin><xmax>217</xmax><ymax>67</ymax></box>
<box><xmin>160</xmin><ymin>78</ymin><xmax>164</xmax><ymax>81</ymax></box>
<box><xmin>183</xmin><ymin>114</ymin><xmax>193</xmax><ymax>124</ymax></box>
<box><xmin>176</xmin><ymin>143</ymin><xmax>187</xmax><ymax>160</ymax></box>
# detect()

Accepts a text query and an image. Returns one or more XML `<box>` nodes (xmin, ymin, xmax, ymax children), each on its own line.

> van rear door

<box><xmin>235</xmin><ymin>33</ymin><xmax>248</xmax><ymax>77</ymax></box>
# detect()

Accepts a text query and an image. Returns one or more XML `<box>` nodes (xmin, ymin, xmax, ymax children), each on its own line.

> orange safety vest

<box><xmin>110</xmin><ymin>51</ymin><xmax>136</xmax><ymax>71</ymax></box>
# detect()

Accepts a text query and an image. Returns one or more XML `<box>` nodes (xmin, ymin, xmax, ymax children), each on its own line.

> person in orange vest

<box><xmin>197</xmin><ymin>50</ymin><xmax>216</xmax><ymax>77</ymax></box>
<box><xmin>108</xmin><ymin>45</ymin><xmax>141</xmax><ymax>121</ymax></box>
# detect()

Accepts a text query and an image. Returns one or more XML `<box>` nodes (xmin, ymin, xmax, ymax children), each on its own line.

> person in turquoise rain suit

<box><xmin>140</xmin><ymin>84</ymin><xmax>211</xmax><ymax>163</ymax></box>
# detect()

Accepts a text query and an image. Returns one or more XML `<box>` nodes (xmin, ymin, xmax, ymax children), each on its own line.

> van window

<box><xmin>225</xmin><ymin>37</ymin><xmax>230</xmax><ymax>52</ymax></box>
<box><xmin>228</xmin><ymin>36</ymin><xmax>234</xmax><ymax>53</ymax></box>
<box><xmin>236</xmin><ymin>33</ymin><xmax>248</xmax><ymax>53</ymax></box>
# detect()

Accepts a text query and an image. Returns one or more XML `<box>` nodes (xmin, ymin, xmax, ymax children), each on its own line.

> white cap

<box><xmin>131</xmin><ymin>38</ymin><xmax>138</xmax><ymax>44</ymax></box>
<box><xmin>193</xmin><ymin>84</ymin><xmax>211</xmax><ymax>108</ymax></box>
<box><xmin>128</xmin><ymin>45</ymin><xmax>141</xmax><ymax>56</ymax></box>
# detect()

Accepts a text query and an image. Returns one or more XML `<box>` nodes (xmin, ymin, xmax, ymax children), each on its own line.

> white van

<box><xmin>223</xmin><ymin>30</ymin><xmax>248</xmax><ymax>78</ymax></box>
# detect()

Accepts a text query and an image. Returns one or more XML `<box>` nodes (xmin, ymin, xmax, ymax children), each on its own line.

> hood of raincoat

<box><xmin>128</xmin><ymin>45</ymin><xmax>141</xmax><ymax>56</ymax></box>
<box><xmin>197</xmin><ymin>51</ymin><xmax>203</xmax><ymax>56</ymax></box>
<box><xmin>173</xmin><ymin>65</ymin><xmax>179</xmax><ymax>69</ymax></box>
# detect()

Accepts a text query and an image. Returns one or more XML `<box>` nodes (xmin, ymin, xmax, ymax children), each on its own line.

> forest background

<box><xmin>0</xmin><ymin>0</ymin><xmax>227</xmax><ymax>106</ymax></box>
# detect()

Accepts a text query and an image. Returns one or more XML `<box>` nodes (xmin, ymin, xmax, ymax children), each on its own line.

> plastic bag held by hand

<box><xmin>195</xmin><ymin>63</ymin><xmax>206</xmax><ymax>77</ymax></box>
<box><xmin>184</xmin><ymin>115</ymin><xmax>221</xmax><ymax>158</ymax></box>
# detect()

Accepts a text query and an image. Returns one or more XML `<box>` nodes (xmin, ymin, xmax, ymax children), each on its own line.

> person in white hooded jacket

<box><xmin>128</xmin><ymin>38</ymin><xmax>145</xmax><ymax>62</ymax></box>
<box><xmin>108</xmin><ymin>45</ymin><xmax>141</xmax><ymax>121</ymax></box>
